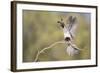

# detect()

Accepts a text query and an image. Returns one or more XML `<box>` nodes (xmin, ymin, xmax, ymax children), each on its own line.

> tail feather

<box><xmin>66</xmin><ymin>45</ymin><xmax>80</xmax><ymax>56</ymax></box>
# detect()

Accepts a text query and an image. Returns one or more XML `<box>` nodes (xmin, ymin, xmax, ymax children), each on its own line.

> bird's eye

<box><xmin>65</xmin><ymin>37</ymin><xmax>71</xmax><ymax>41</ymax></box>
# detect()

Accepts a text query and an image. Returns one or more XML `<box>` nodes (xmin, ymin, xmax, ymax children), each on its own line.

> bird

<box><xmin>57</xmin><ymin>16</ymin><xmax>80</xmax><ymax>56</ymax></box>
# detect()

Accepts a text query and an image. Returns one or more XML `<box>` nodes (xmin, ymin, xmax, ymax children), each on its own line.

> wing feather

<box><xmin>66</xmin><ymin>16</ymin><xmax>78</xmax><ymax>38</ymax></box>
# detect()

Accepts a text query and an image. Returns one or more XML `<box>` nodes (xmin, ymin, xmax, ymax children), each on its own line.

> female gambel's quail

<box><xmin>57</xmin><ymin>16</ymin><xmax>80</xmax><ymax>56</ymax></box>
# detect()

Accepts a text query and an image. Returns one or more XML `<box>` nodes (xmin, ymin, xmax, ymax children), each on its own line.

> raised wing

<box><xmin>66</xmin><ymin>16</ymin><xmax>78</xmax><ymax>38</ymax></box>
<box><xmin>57</xmin><ymin>16</ymin><xmax>78</xmax><ymax>41</ymax></box>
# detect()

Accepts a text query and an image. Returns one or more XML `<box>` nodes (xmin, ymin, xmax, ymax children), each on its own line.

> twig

<box><xmin>34</xmin><ymin>40</ymin><xmax>66</xmax><ymax>62</ymax></box>
<box><xmin>68</xmin><ymin>41</ymin><xmax>82</xmax><ymax>51</ymax></box>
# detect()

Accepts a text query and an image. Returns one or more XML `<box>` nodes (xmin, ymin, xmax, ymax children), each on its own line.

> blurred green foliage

<box><xmin>23</xmin><ymin>10</ymin><xmax>91</xmax><ymax>62</ymax></box>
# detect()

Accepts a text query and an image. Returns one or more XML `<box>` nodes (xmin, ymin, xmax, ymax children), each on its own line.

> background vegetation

<box><xmin>23</xmin><ymin>10</ymin><xmax>91</xmax><ymax>62</ymax></box>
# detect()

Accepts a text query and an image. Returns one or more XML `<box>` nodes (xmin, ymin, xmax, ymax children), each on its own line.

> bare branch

<box><xmin>34</xmin><ymin>40</ymin><xmax>66</xmax><ymax>62</ymax></box>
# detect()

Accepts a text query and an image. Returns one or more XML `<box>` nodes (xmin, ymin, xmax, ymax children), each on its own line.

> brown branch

<box><xmin>34</xmin><ymin>40</ymin><xmax>66</xmax><ymax>62</ymax></box>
